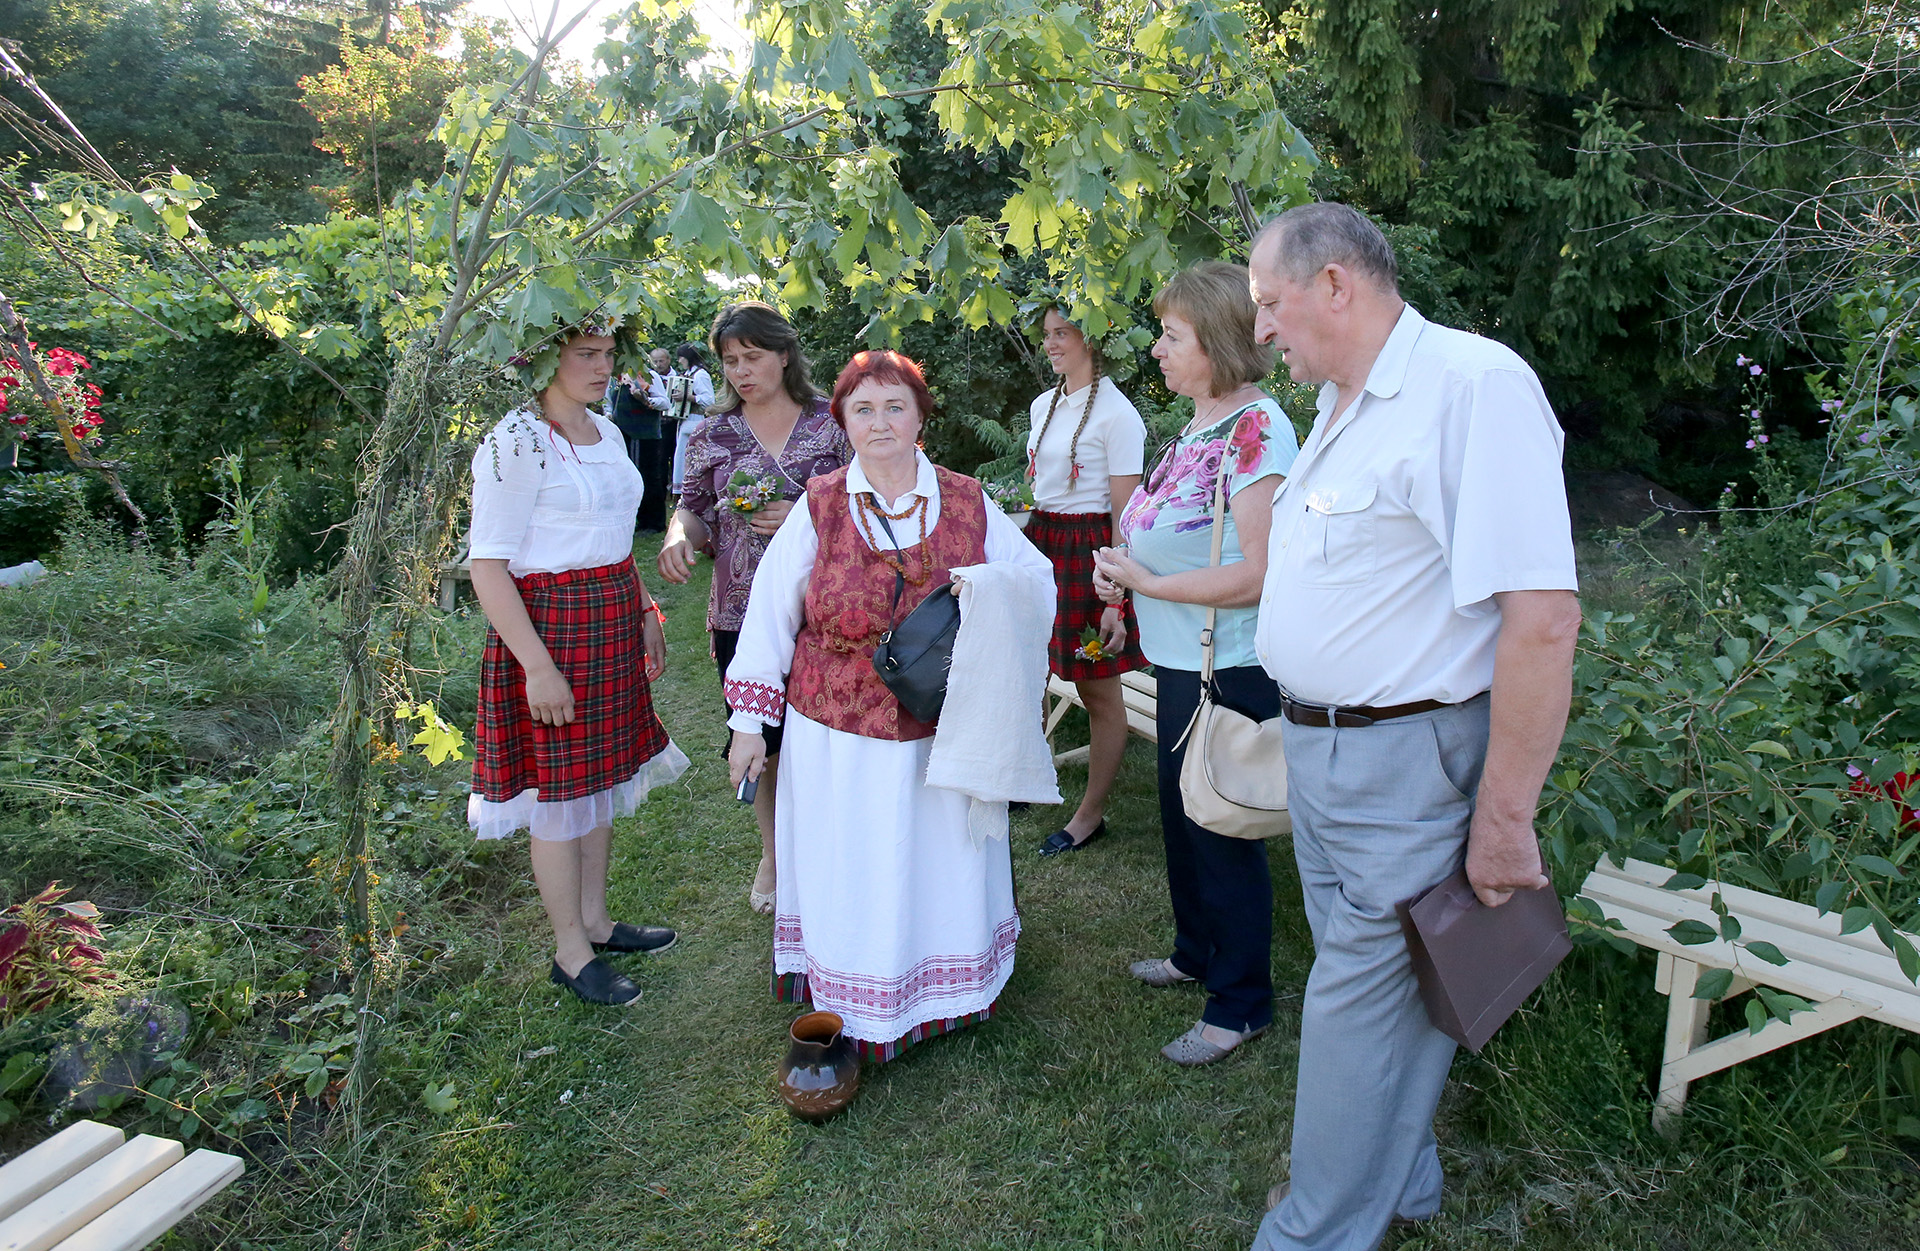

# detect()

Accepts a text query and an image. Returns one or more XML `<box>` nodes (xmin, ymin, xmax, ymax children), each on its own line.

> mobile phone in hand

<box><xmin>737</xmin><ymin>774</ymin><xmax>758</xmax><ymax>804</ymax></box>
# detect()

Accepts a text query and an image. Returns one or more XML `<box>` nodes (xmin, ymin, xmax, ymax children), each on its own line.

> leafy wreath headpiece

<box><xmin>503</xmin><ymin>313</ymin><xmax>645</xmax><ymax>394</ymax></box>
<box><xmin>1017</xmin><ymin>288</ymin><xmax>1153</xmax><ymax>379</ymax></box>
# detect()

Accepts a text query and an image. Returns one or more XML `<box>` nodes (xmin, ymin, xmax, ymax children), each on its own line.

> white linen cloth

<box><xmin>724</xmin><ymin>450</ymin><xmax>1052</xmax><ymax>1045</ymax></box>
<box><xmin>1255</xmin><ymin>305</ymin><xmax>1578</xmax><ymax>707</ymax></box>
<box><xmin>926</xmin><ymin>560</ymin><xmax>1061</xmax><ymax>845</ymax></box>
<box><xmin>1024</xmin><ymin>377</ymin><xmax>1148</xmax><ymax>513</ymax></box>
<box><xmin>468</xmin><ymin>410</ymin><xmax>645</xmax><ymax>575</ymax></box>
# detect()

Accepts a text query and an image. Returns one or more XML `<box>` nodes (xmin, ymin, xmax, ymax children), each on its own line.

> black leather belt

<box><xmin>1280</xmin><ymin>696</ymin><xmax>1453</xmax><ymax>728</ymax></box>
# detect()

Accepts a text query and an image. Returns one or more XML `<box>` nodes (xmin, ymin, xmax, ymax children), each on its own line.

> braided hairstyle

<box><xmin>1029</xmin><ymin>347</ymin><xmax>1104</xmax><ymax>486</ymax></box>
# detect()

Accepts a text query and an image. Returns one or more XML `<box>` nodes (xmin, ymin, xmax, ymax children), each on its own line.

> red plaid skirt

<box><xmin>1026</xmin><ymin>509</ymin><xmax>1147</xmax><ymax>682</ymax></box>
<box><xmin>473</xmin><ymin>557</ymin><xmax>670</xmax><ymax>805</ymax></box>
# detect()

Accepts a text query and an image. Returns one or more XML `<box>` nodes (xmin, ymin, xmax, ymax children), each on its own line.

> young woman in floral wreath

<box><xmin>1024</xmin><ymin>308</ymin><xmax>1150</xmax><ymax>856</ymax></box>
<box><xmin>468</xmin><ymin>322</ymin><xmax>691</xmax><ymax>1007</ymax></box>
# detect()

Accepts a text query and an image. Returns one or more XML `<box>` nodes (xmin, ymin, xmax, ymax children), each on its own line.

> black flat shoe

<box><xmin>1037</xmin><ymin>820</ymin><xmax>1106</xmax><ymax>857</ymax></box>
<box><xmin>550</xmin><ymin>957</ymin><xmax>642</xmax><ymax>1005</ymax></box>
<box><xmin>591</xmin><ymin>922</ymin><xmax>677</xmax><ymax>955</ymax></box>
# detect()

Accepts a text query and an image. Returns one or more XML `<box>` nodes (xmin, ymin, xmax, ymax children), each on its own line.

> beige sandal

<box><xmin>748</xmin><ymin>886</ymin><xmax>775</xmax><ymax>915</ymax></box>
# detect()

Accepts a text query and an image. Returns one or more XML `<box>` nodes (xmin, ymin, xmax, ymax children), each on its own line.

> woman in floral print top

<box><xmin>1090</xmin><ymin>262</ymin><xmax>1299</xmax><ymax>1069</ymax></box>
<box><xmin>658</xmin><ymin>302</ymin><xmax>852</xmax><ymax>914</ymax></box>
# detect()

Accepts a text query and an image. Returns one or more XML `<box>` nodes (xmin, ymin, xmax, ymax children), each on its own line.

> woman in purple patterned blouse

<box><xmin>658</xmin><ymin>302</ymin><xmax>852</xmax><ymax>914</ymax></box>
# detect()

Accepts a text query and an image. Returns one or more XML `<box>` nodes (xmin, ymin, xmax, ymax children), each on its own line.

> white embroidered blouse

<box><xmin>468</xmin><ymin>410</ymin><xmax>643</xmax><ymax>575</ymax></box>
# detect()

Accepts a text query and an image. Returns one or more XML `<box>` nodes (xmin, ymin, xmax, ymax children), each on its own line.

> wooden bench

<box><xmin>1043</xmin><ymin>671</ymin><xmax>1158</xmax><ymax>766</ymax></box>
<box><xmin>0</xmin><ymin>1121</ymin><xmax>242</xmax><ymax>1251</ymax></box>
<box><xmin>437</xmin><ymin>554</ymin><xmax>473</xmax><ymax>612</ymax></box>
<box><xmin>1579</xmin><ymin>855</ymin><xmax>1920</xmax><ymax>1131</ymax></box>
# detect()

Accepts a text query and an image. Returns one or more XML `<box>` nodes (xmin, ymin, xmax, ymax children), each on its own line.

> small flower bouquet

<box><xmin>985</xmin><ymin>477</ymin><xmax>1035</xmax><ymax>515</ymax></box>
<box><xmin>722</xmin><ymin>469</ymin><xmax>785</xmax><ymax>515</ymax></box>
<box><xmin>1074</xmin><ymin>626</ymin><xmax>1109</xmax><ymax>662</ymax></box>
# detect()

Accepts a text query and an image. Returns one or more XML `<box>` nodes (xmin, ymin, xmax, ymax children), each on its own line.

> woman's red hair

<box><xmin>828</xmin><ymin>350</ymin><xmax>934</xmax><ymax>430</ymax></box>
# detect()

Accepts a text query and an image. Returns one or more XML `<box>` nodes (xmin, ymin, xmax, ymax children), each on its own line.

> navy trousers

<box><xmin>1154</xmin><ymin>664</ymin><xmax>1280</xmax><ymax>1032</ymax></box>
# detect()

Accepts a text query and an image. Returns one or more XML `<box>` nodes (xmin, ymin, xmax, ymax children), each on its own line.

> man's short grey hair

<box><xmin>1254</xmin><ymin>203</ymin><xmax>1399</xmax><ymax>292</ymax></box>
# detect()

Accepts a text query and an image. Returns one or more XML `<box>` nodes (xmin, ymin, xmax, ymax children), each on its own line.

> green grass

<box><xmin>7</xmin><ymin>533</ymin><xmax>1920</xmax><ymax>1249</ymax></box>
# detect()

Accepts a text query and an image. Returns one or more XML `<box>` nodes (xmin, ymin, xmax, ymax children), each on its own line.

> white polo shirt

<box><xmin>1255</xmin><ymin>305</ymin><xmax>1577</xmax><ymax>707</ymax></box>
<box><xmin>1025</xmin><ymin>379</ymin><xmax>1147</xmax><ymax>514</ymax></box>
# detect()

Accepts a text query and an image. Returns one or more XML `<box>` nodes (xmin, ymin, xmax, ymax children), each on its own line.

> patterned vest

<box><xmin>786</xmin><ymin>465</ymin><xmax>989</xmax><ymax>741</ymax></box>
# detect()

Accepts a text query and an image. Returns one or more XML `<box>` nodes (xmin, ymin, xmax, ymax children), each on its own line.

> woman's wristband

<box><xmin>641</xmin><ymin>601</ymin><xmax>666</xmax><ymax>626</ymax></box>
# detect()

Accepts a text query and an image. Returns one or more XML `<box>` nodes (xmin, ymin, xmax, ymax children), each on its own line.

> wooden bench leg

<box><xmin>1652</xmin><ymin>953</ymin><xmax>1877</xmax><ymax>1135</ymax></box>
<box><xmin>1653</xmin><ymin>954</ymin><xmax>1713</xmax><ymax>1134</ymax></box>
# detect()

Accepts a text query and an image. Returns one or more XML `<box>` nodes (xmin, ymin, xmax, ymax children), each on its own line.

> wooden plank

<box><xmin>1665</xmin><ymin>994</ymin><xmax>1875</xmax><ymax>1086</ymax></box>
<box><xmin>1586</xmin><ymin>888</ymin><xmax>1920</xmax><ymax>1024</ymax></box>
<box><xmin>1053</xmin><ymin>744</ymin><xmax>1091</xmax><ymax>767</ymax></box>
<box><xmin>1582</xmin><ymin>874</ymin><xmax>1920</xmax><ymax>1025</ymax></box>
<box><xmin>0</xmin><ymin>1126</ymin><xmax>123</xmax><ymax>1223</ymax></box>
<box><xmin>1597</xmin><ymin>857</ymin><xmax>1910</xmax><ymax>963</ymax></box>
<box><xmin>50</xmin><ymin>1150</ymin><xmax>244</xmax><ymax>1251</ymax></box>
<box><xmin>0</xmin><ymin>1138</ymin><xmax>182</xmax><ymax>1251</ymax></box>
<box><xmin>1585</xmin><ymin>895</ymin><xmax>1915</xmax><ymax>1029</ymax></box>
<box><xmin>1043</xmin><ymin>677</ymin><xmax>1156</xmax><ymax>746</ymax></box>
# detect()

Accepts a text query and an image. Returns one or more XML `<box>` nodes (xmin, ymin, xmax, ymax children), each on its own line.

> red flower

<box><xmin>1849</xmin><ymin>770</ymin><xmax>1920</xmax><ymax>829</ymax></box>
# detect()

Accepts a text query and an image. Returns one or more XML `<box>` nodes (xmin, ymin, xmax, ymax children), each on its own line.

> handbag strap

<box><xmin>867</xmin><ymin>496</ymin><xmax>908</xmax><ymax>631</ymax></box>
<box><xmin>1173</xmin><ymin>467</ymin><xmax>1230</xmax><ymax>754</ymax></box>
<box><xmin>1198</xmin><ymin>459</ymin><xmax>1228</xmax><ymax>685</ymax></box>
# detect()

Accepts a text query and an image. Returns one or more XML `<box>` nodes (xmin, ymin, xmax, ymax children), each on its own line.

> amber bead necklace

<box><xmin>854</xmin><ymin>491</ymin><xmax>932</xmax><ymax>585</ymax></box>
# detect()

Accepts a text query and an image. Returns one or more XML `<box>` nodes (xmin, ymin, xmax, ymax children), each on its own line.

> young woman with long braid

<box><xmin>1026</xmin><ymin>309</ymin><xmax>1149</xmax><ymax>856</ymax></box>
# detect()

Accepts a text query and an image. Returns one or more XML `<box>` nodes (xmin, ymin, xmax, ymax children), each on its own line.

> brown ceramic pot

<box><xmin>778</xmin><ymin>1010</ymin><xmax>859</xmax><ymax>1122</ymax></box>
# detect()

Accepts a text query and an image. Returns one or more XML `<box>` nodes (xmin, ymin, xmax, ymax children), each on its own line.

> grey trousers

<box><xmin>1251</xmin><ymin>694</ymin><xmax>1490</xmax><ymax>1251</ymax></box>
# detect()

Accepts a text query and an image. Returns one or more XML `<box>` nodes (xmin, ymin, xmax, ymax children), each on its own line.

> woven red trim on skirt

<box><xmin>1026</xmin><ymin>509</ymin><xmax>1148</xmax><ymax>682</ymax></box>
<box><xmin>473</xmin><ymin>557</ymin><xmax>670</xmax><ymax>805</ymax></box>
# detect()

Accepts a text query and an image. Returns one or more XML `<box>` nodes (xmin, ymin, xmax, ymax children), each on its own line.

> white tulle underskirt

<box><xmin>467</xmin><ymin>741</ymin><xmax>691</xmax><ymax>842</ymax></box>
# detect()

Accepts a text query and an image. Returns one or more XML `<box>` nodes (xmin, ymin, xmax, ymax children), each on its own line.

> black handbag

<box><xmin>867</xmin><ymin>503</ymin><xmax>961</xmax><ymax>724</ymax></box>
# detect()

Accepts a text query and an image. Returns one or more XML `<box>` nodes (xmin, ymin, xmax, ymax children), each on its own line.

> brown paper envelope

<box><xmin>1395</xmin><ymin>867</ymin><xmax>1573</xmax><ymax>1053</ymax></box>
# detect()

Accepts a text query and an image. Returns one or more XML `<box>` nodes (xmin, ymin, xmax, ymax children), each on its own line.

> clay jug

<box><xmin>778</xmin><ymin>1010</ymin><xmax>860</xmax><ymax>1122</ymax></box>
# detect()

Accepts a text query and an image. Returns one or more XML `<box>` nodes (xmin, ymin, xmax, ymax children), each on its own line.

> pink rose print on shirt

<box><xmin>1172</xmin><ymin>440</ymin><xmax>1228</xmax><ymax>532</ymax></box>
<box><xmin>1229</xmin><ymin>406</ymin><xmax>1269</xmax><ymax>475</ymax></box>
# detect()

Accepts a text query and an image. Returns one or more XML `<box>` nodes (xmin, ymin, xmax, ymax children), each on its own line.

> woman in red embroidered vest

<box><xmin>468</xmin><ymin>324</ymin><xmax>691</xmax><ymax>1007</ymax></box>
<box><xmin>721</xmin><ymin>350</ymin><xmax>1053</xmax><ymax>1062</ymax></box>
<box><xmin>1025</xmin><ymin>308</ymin><xmax>1150</xmax><ymax>858</ymax></box>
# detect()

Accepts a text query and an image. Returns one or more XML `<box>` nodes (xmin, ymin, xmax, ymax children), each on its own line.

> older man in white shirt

<box><xmin>1247</xmin><ymin>203</ymin><xmax>1581</xmax><ymax>1251</ymax></box>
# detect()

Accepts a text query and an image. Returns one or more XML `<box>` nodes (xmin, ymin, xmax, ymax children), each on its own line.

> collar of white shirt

<box><xmin>1314</xmin><ymin>303</ymin><xmax>1429</xmax><ymax>429</ymax></box>
<box><xmin>845</xmin><ymin>449</ymin><xmax>936</xmax><ymax>512</ymax></box>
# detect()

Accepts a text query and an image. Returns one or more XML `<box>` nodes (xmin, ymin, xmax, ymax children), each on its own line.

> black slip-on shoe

<box><xmin>591</xmin><ymin>923</ymin><xmax>677</xmax><ymax>955</ymax></box>
<box><xmin>1037</xmin><ymin>820</ymin><xmax>1107</xmax><ymax>857</ymax></box>
<box><xmin>550</xmin><ymin>957</ymin><xmax>643</xmax><ymax>1006</ymax></box>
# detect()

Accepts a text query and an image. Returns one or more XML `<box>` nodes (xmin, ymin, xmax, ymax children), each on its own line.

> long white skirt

<box><xmin>772</xmin><ymin>706</ymin><xmax>1019</xmax><ymax>1058</ymax></box>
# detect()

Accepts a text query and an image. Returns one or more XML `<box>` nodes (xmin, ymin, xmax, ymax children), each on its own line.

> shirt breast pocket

<box><xmin>1300</xmin><ymin>482</ymin><xmax>1378</xmax><ymax>587</ymax></box>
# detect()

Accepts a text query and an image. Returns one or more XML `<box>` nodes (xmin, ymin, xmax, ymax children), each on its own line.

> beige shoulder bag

<box><xmin>1176</xmin><ymin>462</ymin><xmax>1292</xmax><ymax>839</ymax></box>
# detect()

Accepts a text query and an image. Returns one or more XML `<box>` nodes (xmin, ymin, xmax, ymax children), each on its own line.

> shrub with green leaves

<box><xmin>1553</xmin><ymin>278</ymin><xmax>1920</xmax><ymax>1015</ymax></box>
